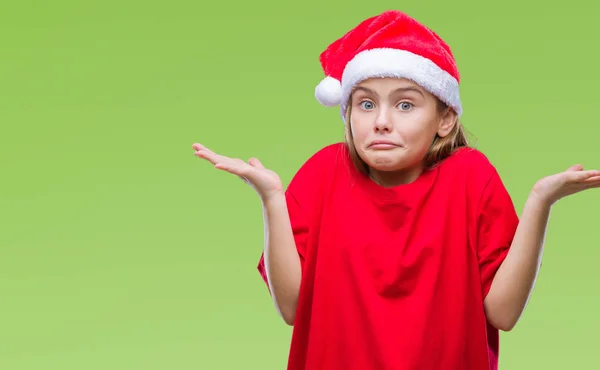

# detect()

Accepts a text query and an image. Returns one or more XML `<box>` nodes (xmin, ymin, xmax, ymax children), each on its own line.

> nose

<box><xmin>374</xmin><ymin>110</ymin><xmax>392</xmax><ymax>133</ymax></box>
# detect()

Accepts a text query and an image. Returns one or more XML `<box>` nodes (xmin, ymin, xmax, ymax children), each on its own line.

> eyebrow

<box><xmin>353</xmin><ymin>86</ymin><xmax>425</xmax><ymax>97</ymax></box>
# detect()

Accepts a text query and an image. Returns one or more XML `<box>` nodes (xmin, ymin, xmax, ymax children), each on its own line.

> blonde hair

<box><xmin>344</xmin><ymin>95</ymin><xmax>469</xmax><ymax>176</ymax></box>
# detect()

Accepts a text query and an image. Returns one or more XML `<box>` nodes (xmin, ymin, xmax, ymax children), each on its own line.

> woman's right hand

<box><xmin>192</xmin><ymin>143</ymin><xmax>284</xmax><ymax>202</ymax></box>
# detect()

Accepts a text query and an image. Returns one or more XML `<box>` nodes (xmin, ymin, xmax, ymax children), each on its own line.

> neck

<box><xmin>369</xmin><ymin>163</ymin><xmax>425</xmax><ymax>188</ymax></box>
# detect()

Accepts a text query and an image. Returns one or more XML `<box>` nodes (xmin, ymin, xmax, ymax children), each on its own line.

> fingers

<box><xmin>582</xmin><ymin>175</ymin><xmax>600</xmax><ymax>189</ymax></box>
<box><xmin>566</xmin><ymin>164</ymin><xmax>584</xmax><ymax>172</ymax></box>
<box><xmin>569</xmin><ymin>169</ymin><xmax>600</xmax><ymax>182</ymax></box>
<box><xmin>192</xmin><ymin>143</ymin><xmax>263</xmax><ymax>180</ymax></box>
<box><xmin>248</xmin><ymin>157</ymin><xmax>264</xmax><ymax>169</ymax></box>
<box><xmin>214</xmin><ymin>162</ymin><xmax>238</xmax><ymax>173</ymax></box>
<box><xmin>214</xmin><ymin>158</ymin><xmax>251</xmax><ymax>175</ymax></box>
<box><xmin>193</xmin><ymin>144</ymin><xmax>229</xmax><ymax>166</ymax></box>
<box><xmin>581</xmin><ymin>170</ymin><xmax>600</xmax><ymax>179</ymax></box>
<box><xmin>195</xmin><ymin>150</ymin><xmax>221</xmax><ymax>165</ymax></box>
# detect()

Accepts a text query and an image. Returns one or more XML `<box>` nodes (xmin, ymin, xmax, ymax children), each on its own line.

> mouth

<box><xmin>368</xmin><ymin>140</ymin><xmax>402</xmax><ymax>150</ymax></box>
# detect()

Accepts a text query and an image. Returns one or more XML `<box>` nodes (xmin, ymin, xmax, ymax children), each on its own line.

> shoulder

<box><xmin>440</xmin><ymin>146</ymin><xmax>499</xmax><ymax>181</ymax></box>
<box><xmin>303</xmin><ymin>142</ymin><xmax>347</xmax><ymax>165</ymax></box>
<box><xmin>285</xmin><ymin>142</ymin><xmax>347</xmax><ymax>215</ymax></box>
<box><xmin>439</xmin><ymin>148</ymin><xmax>516</xmax><ymax>217</ymax></box>
<box><xmin>286</xmin><ymin>142</ymin><xmax>347</xmax><ymax>190</ymax></box>
<box><xmin>442</xmin><ymin>147</ymin><xmax>495</xmax><ymax>169</ymax></box>
<box><xmin>292</xmin><ymin>142</ymin><xmax>347</xmax><ymax>178</ymax></box>
<box><xmin>437</xmin><ymin>146</ymin><xmax>507</xmax><ymax>197</ymax></box>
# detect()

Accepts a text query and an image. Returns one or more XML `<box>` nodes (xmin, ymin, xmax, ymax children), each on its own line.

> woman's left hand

<box><xmin>532</xmin><ymin>164</ymin><xmax>600</xmax><ymax>206</ymax></box>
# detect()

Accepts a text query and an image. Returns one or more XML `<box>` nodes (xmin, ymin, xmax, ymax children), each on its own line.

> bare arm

<box><xmin>485</xmin><ymin>164</ymin><xmax>600</xmax><ymax>331</ymax></box>
<box><xmin>483</xmin><ymin>192</ymin><xmax>548</xmax><ymax>331</ymax></box>
<box><xmin>261</xmin><ymin>192</ymin><xmax>302</xmax><ymax>325</ymax></box>
<box><xmin>192</xmin><ymin>143</ymin><xmax>302</xmax><ymax>325</ymax></box>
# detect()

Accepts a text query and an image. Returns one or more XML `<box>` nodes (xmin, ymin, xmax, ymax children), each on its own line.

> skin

<box><xmin>192</xmin><ymin>77</ymin><xmax>600</xmax><ymax>330</ymax></box>
<box><xmin>347</xmin><ymin>77</ymin><xmax>455</xmax><ymax>187</ymax></box>
<box><xmin>192</xmin><ymin>144</ymin><xmax>300</xmax><ymax>325</ymax></box>
<box><xmin>485</xmin><ymin>165</ymin><xmax>600</xmax><ymax>331</ymax></box>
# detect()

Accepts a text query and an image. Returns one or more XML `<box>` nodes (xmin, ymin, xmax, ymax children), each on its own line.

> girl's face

<box><xmin>349</xmin><ymin>77</ymin><xmax>456</xmax><ymax>185</ymax></box>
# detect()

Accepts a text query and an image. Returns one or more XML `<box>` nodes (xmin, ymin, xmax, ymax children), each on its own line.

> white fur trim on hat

<box><xmin>339</xmin><ymin>48</ymin><xmax>463</xmax><ymax>119</ymax></box>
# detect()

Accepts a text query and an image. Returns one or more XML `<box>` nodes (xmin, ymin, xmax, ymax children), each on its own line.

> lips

<box><xmin>368</xmin><ymin>140</ymin><xmax>401</xmax><ymax>149</ymax></box>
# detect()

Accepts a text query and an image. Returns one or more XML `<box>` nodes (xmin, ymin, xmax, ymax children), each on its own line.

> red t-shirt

<box><xmin>257</xmin><ymin>142</ymin><xmax>519</xmax><ymax>370</ymax></box>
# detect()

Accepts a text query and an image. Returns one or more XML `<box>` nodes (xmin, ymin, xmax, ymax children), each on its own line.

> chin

<box><xmin>369</xmin><ymin>162</ymin><xmax>406</xmax><ymax>172</ymax></box>
<box><xmin>362</xmin><ymin>152</ymin><xmax>407</xmax><ymax>172</ymax></box>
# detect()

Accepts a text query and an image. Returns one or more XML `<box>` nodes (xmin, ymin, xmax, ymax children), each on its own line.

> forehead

<box><xmin>356</xmin><ymin>77</ymin><xmax>422</xmax><ymax>90</ymax></box>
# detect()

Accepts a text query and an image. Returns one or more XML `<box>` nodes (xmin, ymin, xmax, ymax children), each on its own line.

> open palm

<box><xmin>532</xmin><ymin>164</ymin><xmax>600</xmax><ymax>206</ymax></box>
<box><xmin>192</xmin><ymin>143</ymin><xmax>283</xmax><ymax>201</ymax></box>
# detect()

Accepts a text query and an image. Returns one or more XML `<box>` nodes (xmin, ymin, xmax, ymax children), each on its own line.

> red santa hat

<box><xmin>314</xmin><ymin>10</ymin><xmax>463</xmax><ymax>119</ymax></box>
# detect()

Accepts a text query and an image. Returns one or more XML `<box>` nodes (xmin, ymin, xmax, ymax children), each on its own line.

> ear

<box><xmin>437</xmin><ymin>108</ymin><xmax>458</xmax><ymax>138</ymax></box>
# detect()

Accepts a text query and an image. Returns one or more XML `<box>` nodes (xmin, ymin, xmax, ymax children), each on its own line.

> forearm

<box><xmin>484</xmin><ymin>192</ymin><xmax>551</xmax><ymax>331</ymax></box>
<box><xmin>261</xmin><ymin>192</ymin><xmax>302</xmax><ymax>325</ymax></box>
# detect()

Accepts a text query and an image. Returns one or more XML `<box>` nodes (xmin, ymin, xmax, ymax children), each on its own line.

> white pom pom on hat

<box><xmin>314</xmin><ymin>10</ymin><xmax>463</xmax><ymax>120</ymax></box>
<box><xmin>314</xmin><ymin>76</ymin><xmax>342</xmax><ymax>107</ymax></box>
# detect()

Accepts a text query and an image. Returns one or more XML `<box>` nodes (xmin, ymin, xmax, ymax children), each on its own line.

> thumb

<box><xmin>248</xmin><ymin>157</ymin><xmax>265</xmax><ymax>169</ymax></box>
<box><xmin>566</xmin><ymin>164</ymin><xmax>584</xmax><ymax>172</ymax></box>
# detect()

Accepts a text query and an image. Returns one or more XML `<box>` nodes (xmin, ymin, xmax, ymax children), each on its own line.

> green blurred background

<box><xmin>1</xmin><ymin>1</ymin><xmax>598</xmax><ymax>369</ymax></box>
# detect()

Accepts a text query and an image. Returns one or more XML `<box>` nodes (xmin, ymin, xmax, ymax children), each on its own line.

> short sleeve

<box><xmin>476</xmin><ymin>170</ymin><xmax>519</xmax><ymax>299</ymax></box>
<box><xmin>256</xmin><ymin>189</ymin><xmax>309</xmax><ymax>293</ymax></box>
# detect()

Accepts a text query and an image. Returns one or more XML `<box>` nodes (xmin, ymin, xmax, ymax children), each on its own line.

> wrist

<box><xmin>261</xmin><ymin>190</ymin><xmax>286</xmax><ymax>206</ymax></box>
<box><xmin>527</xmin><ymin>189</ymin><xmax>554</xmax><ymax>211</ymax></box>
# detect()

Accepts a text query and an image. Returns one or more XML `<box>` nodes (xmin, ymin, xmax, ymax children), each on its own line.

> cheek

<box><xmin>402</xmin><ymin>120</ymin><xmax>438</xmax><ymax>145</ymax></box>
<box><xmin>349</xmin><ymin>116</ymin><xmax>370</xmax><ymax>143</ymax></box>
<box><xmin>403</xmin><ymin>127</ymin><xmax>430</xmax><ymax>144</ymax></box>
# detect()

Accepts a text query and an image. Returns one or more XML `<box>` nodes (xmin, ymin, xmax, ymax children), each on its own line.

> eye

<box><xmin>359</xmin><ymin>101</ymin><xmax>375</xmax><ymax>110</ymax></box>
<box><xmin>398</xmin><ymin>102</ymin><xmax>413</xmax><ymax>111</ymax></box>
